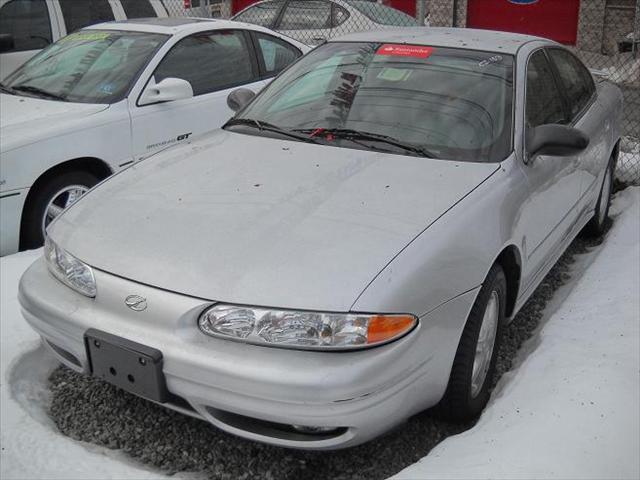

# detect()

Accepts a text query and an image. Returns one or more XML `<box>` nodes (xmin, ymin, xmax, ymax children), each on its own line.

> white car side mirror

<box><xmin>139</xmin><ymin>77</ymin><xmax>193</xmax><ymax>106</ymax></box>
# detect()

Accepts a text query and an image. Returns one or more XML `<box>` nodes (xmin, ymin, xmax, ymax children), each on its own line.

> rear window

<box><xmin>59</xmin><ymin>0</ymin><xmax>114</xmax><ymax>33</ymax></box>
<box><xmin>120</xmin><ymin>0</ymin><xmax>157</xmax><ymax>19</ymax></box>
<box><xmin>350</xmin><ymin>1</ymin><xmax>418</xmax><ymax>26</ymax></box>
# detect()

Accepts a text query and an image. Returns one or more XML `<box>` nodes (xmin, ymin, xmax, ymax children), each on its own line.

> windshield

<box><xmin>230</xmin><ymin>42</ymin><xmax>514</xmax><ymax>162</ymax></box>
<box><xmin>350</xmin><ymin>1</ymin><xmax>419</xmax><ymax>26</ymax></box>
<box><xmin>4</xmin><ymin>30</ymin><xmax>168</xmax><ymax>104</ymax></box>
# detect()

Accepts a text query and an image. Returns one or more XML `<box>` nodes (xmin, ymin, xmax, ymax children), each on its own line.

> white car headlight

<box><xmin>198</xmin><ymin>304</ymin><xmax>417</xmax><ymax>350</ymax></box>
<box><xmin>44</xmin><ymin>237</ymin><xmax>96</xmax><ymax>297</ymax></box>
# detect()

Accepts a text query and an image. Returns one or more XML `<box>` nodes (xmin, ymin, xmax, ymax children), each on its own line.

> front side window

<box><xmin>153</xmin><ymin>30</ymin><xmax>255</xmax><ymax>97</ymax></box>
<box><xmin>59</xmin><ymin>0</ymin><xmax>115</xmax><ymax>33</ymax></box>
<box><xmin>547</xmin><ymin>48</ymin><xmax>595</xmax><ymax>120</ymax></box>
<box><xmin>233</xmin><ymin>0</ymin><xmax>284</xmax><ymax>27</ymax></box>
<box><xmin>231</xmin><ymin>42</ymin><xmax>514</xmax><ymax>162</ymax></box>
<box><xmin>4</xmin><ymin>30</ymin><xmax>167</xmax><ymax>103</ymax></box>
<box><xmin>526</xmin><ymin>50</ymin><xmax>567</xmax><ymax>128</ymax></box>
<box><xmin>0</xmin><ymin>0</ymin><xmax>52</xmax><ymax>52</ymax></box>
<box><xmin>255</xmin><ymin>32</ymin><xmax>301</xmax><ymax>76</ymax></box>
<box><xmin>278</xmin><ymin>0</ymin><xmax>331</xmax><ymax>30</ymax></box>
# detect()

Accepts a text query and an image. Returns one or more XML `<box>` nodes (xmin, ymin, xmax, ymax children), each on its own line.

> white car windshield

<box><xmin>3</xmin><ymin>30</ymin><xmax>168</xmax><ymax>104</ymax></box>
<box><xmin>231</xmin><ymin>42</ymin><xmax>514</xmax><ymax>162</ymax></box>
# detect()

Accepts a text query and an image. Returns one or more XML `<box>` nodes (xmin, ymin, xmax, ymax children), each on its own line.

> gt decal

<box><xmin>146</xmin><ymin>132</ymin><xmax>193</xmax><ymax>150</ymax></box>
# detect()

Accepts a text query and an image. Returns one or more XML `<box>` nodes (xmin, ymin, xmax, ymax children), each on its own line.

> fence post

<box><xmin>416</xmin><ymin>0</ymin><xmax>426</xmax><ymax>24</ymax></box>
<box><xmin>635</xmin><ymin>0</ymin><xmax>639</xmax><ymax>58</ymax></box>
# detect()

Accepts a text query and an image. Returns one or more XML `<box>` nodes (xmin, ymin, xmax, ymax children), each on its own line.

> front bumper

<box><xmin>19</xmin><ymin>257</ymin><xmax>477</xmax><ymax>449</ymax></box>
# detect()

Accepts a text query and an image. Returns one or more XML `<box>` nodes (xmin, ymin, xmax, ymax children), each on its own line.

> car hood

<box><xmin>0</xmin><ymin>93</ymin><xmax>108</xmax><ymax>152</ymax></box>
<box><xmin>50</xmin><ymin>130</ymin><xmax>499</xmax><ymax>312</ymax></box>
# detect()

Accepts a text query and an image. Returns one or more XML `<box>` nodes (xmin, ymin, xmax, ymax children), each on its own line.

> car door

<box><xmin>0</xmin><ymin>0</ymin><xmax>56</xmax><ymax>79</ymax></box>
<box><xmin>519</xmin><ymin>48</ymin><xmax>583</xmax><ymax>288</ymax></box>
<box><xmin>129</xmin><ymin>29</ymin><xmax>266</xmax><ymax>160</ymax></box>
<box><xmin>546</xmin><ymin>47</ymin><xmax>608</xmax><ymax>208</ymax></box>
<box><xmin>275</xmin><ymin>0</ymin><xmax>333</xmax><ymax>44</ymax></box>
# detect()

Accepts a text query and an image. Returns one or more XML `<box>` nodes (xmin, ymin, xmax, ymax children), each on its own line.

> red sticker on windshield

<box><xmin>377</xmin><ymin>44</ymin><xmax>434</xmax><ymax>58</ymax></box>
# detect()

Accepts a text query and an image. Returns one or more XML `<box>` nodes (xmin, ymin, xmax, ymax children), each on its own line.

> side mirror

<box><xmin>0</xmin><ymin>33</ymin><xmax>15</xmax><ymax>53</ymax></box>
<box><xmin>227</xmin><ymin>88</ymin><xmax>255</xmax><ymax>112</ymax></box>
<box><xmin>526</xmin><ymin>124</ymin><xmax>589</xmax><ymax>160</ymax></box>
<box><xmin>138</xmin><ymin>77</ymin><xmax>193</xmax><ymax>106</ymax></box>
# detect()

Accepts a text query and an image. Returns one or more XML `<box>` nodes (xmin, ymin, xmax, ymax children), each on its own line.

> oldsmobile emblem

<box><xmin>124</xmin><ymin>295</ymin><xmax>147</xmax><ymax>312</ymax></box>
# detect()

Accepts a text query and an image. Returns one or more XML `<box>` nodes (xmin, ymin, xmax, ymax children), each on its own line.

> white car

<box><xmin>0</xmin><ymin>17</ymin><xmax>307</xmax><ymax>256</ymax></box>
<box><xmin>232</xmin><ymin>0</ymin><xmax>419</xmax><ymax>44</ymax></box>
<box><xmin>0</xmin><ymin>0</ymin><xmax>170</xmax><ymax>79</ymax></box>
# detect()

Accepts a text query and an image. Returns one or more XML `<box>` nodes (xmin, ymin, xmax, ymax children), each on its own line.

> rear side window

<box><xmin>526</xmin><ymin>50</ymin><xmax>567</xmax><ymax>128</ymax></box>
<box><xmin>234</xmin><ymin>0</ymin><xmax>284</xmax><ymax>27</ymax></box>
<box><xmin>121</xmin><ymin>0</ymin><xmax>157</xmax><ymax>18</ymax></box>
<box><xmin>278</xmin><ymin>0</ymin><xmax>331</xmax><ymax>30</ymax></box>
<box><xmin>59</xmin><ymin>0</ymin><xmax>115</xmax><ymax>33</ymax></box>
<box><xmin>254</xmin><ymin>32</ymin><xmax>301</xmax><ymax>77</ymax></box>
<box><xmin>0</xmin><ymin>0</ymin><xmax>52</xmax><ymax>52</ymax></box>
<box><xmin>153</xmin><ymin>30</ymin><xmax>255</xmax><ymax>96</ymax></box>
<box><xmin>547</xmin><ymin>48</ymin><xmax>595</xmax><ymax>121</ymax></box>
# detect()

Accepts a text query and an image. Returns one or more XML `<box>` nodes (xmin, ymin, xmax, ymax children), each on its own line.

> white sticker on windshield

<box><xmin>479</xmin><ymin>55</ymin><xmax>503</xmax><ymax>67</ymax></box>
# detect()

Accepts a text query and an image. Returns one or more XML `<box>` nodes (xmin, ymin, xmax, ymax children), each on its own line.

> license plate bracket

<box><xmin>85</xmin><ymin>328</ymin><xmax>167</xmax><ymax>403</ymax></box>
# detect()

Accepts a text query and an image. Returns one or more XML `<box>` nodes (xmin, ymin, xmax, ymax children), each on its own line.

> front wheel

<box><xmin>21</xmin><ymin>171</ymin><xmax>99</xmax><ymax>250</ymax></box>
<box><xmin>437</xmin><ymin>263</ymin><xmax>506</xmax><ymax>423</ymax></box>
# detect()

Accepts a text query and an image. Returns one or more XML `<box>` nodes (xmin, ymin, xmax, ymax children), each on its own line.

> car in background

<box><xmin>0</xmin><ymin>0</ymin><xmax>170</xmax><ymax>79</ymax></box>
<box><xmin>19</xmin><ymin>28</ymin><xmax>621</xmax><ymax>450</ymax></box>
<box><xmin>0</xmin><ymin>17</ymin><xmax>308</xmax><ymax>256</ymax></box>
<box><xmin>232</xmin><ymin>0</ymin><xmax>419</xmax><ymax>44</ymax></box>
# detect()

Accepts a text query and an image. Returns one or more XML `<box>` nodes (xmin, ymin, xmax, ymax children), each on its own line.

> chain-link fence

<box><xmin>163</xmin><ymin>0</ymin><xmax>639</xmax><ymax>185</ymax></box>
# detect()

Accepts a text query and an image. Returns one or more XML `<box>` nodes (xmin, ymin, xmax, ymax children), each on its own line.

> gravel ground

<box><xmin>48</xmin><ymin>229</ymin><xmax>608</xmax><ymax>480</ymax></box>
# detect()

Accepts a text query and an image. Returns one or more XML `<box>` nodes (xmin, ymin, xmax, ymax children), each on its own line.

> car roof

<box><xmin>87</xmin><ymin>17</ymin><xmax>243</xmax><ymax>35</ymax></box>
<box><xmin>331</xmin><ymin>27</ymin><xmax>556</xmax><ymax>54</ymax></box>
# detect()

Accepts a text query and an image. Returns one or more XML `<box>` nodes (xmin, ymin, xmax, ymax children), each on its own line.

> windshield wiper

<box><xmin>293</xmin><ymin>128</ymin><xmax>439</xmax><ymax>158</ymax></box>
<box><xmin>0</xmin><ymin>82</ymin><xmax>16</xmax><ymax>95</ymax></box>
<box><xmin>11</xmin><ymin>85</ymin><xmax>67</xmax><ymax>101</ymax></box>
<box><xmin>224</xmin><ymin>118</ymin><xmax>322</xmax><ymax>145</ymax></box>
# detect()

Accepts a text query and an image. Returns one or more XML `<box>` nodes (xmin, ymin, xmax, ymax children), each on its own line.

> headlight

<box><xmin>198</xmin><ymin>304</ymin><xmax>417</xmax><ymax>350</ymax></box>
<box><xmin>44</xmin><ymin>237</ymin><xmax>96</xmax><ymax>297</ymax></box>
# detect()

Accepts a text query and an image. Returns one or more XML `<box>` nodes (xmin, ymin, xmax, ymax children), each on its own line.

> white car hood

<box><xmin>50</xmin><ymin>130</ymin><xmax>499</xmax><ymax>312</ymax></box>
<box><xmin>0</xmin><ymin>93</ymin><xmax>108</xmax><ymax>151</ymax></box>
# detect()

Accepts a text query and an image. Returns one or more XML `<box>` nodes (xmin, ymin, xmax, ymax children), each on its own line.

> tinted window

<box><xmin>154</xmin><ymin>30</ymin><xmax>255</xmax><ymax>96</ymax></box>
<box><xmin>547</xmin><ymin>48</ymin><xmax>595</xmax><ymax>120</ymax></box>
<box><xmin>59</xmin><ymin>0</ymin><xmax>115</xmax><ymax>33</ymax></box>
<box><xmin>121</xmin><ymin>0</ymin><xmax>156</xmax><ymax>18</ymax></box>
<box><xmin>234</xmin><ymin>1</ymin><xmax>283</xmax><ymax>27</ymax></box>
<box><xmin>526</xmin><ymin>50</ymin><xmax>567</xmax><ymax>127</ymax></box>
<box><xmin>235</xmin><ymin>43</ymin><xmax>514</xmax><ymax>162</ymax></box>
<box><xmin>255</xmin><ymin>32</ymin><xmax>300</xmax><ymax>76</ymax></box>
<box><xmin>279</xmin><ymin>1</ymin><xmax>331</xmax><ymax>30</ymax></box>
<box><xmin>0</xmin><ymin>0</ymin><xmax>52</xmax><ymax>52</ymax></box>
<box><xmin>5</xmin><ymin>30</ymin><xmax>167</xmax><ymax>103</ymax></box>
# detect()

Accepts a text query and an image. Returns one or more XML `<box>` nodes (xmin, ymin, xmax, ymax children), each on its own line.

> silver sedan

<box><xmin>19</xmin><ymin>28</ymin><xmax>622</xmax><ymax>450</ymax></box>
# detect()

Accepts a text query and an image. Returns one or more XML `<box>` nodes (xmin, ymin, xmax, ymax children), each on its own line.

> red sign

<box><xmin>377</xmin><ymin>44</ymin><xmax>434</xmax><ymax>58</ymax></box>
<box><xmin>467</xmin><ymin>0</ymin><xmax>580</xmax><ymax>45</ymax></box>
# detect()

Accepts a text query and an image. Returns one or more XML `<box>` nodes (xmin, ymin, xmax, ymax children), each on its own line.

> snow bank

<box><xmin>0</xmin><ymin>250</ymin><xmax>175</xmax><ymax>480</ymax></box>
<box><xmin>393</xmin><ymin>187</ymin><xmax>640</xmax><ymax>480</ymax></box>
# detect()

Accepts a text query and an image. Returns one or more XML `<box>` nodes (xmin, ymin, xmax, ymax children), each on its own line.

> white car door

<box><xmin>0</xmin><ymin>0</ymin><xmax>59</xmax><ymax>79</ymax></box>
<box><xmin>129</xmin><ymin>29</ymin><xmax>268</xmax><ymax>160</ymax></box>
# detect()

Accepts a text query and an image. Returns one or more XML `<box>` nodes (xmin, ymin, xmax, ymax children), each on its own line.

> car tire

<box><xmin>582</xmin><ymin>158</ymin><xmax>614</xmax><ymax>238</ymax></box>
<box><xmin>21</xmin><ymin>171</ymin><xmax>99</xmax><ymax>250</ymax></box>
<box><xmin>437</xmin><ymin>263</ymin><xmax>506</xmax><ymax>423</ymax></box>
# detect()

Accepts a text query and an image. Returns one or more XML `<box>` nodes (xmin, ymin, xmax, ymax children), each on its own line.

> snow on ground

<box><xmin>393</xmin><ymin>187</ymin><xmax>640</xmax><ymax>480</ymax></box>
<box><xmin>0</xmin><ymin>250</ymin><xmax>177</xmax><ymax>480</ymax></box>
<box><xmin>1</xmin><ymin>189</ymin><xmax>638</xmax><ymax>480</ymax></box>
